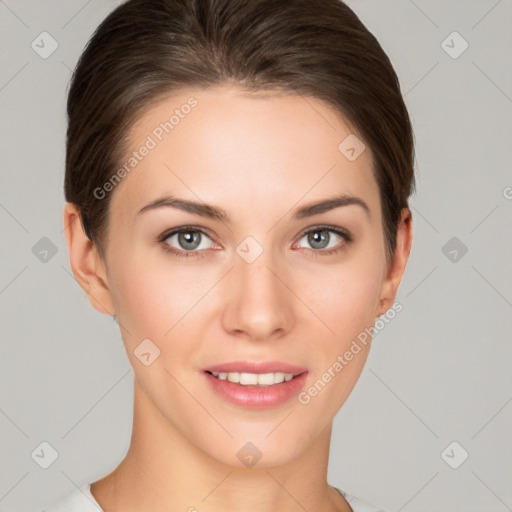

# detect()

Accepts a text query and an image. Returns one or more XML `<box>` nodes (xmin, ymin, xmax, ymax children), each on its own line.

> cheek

<box><xmin>109</xmin><ymin>253</ymin><xmax>217</xmax><ymax>355</ymax></box>
<box><xmin>302</xmin><ymin>257</ymin><xmax>383</xmax><ymax>345</ymax></box>
<box><xmin>295</xmin><ymin>252</ymin><xmax>384</xmax><ymax>408</ymax></box>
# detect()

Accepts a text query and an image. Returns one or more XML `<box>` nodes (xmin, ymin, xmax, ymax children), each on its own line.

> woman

<box><xmin>44</xmin><ymin>0</ymin><xmax>414</xmax><ymax>510</ymax></box>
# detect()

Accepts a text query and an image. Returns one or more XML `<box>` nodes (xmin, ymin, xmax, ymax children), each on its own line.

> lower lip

<box><xmin>203</xmin><ymin>371</ymin><xmax>309</xmax><ymax>409</ymax></box>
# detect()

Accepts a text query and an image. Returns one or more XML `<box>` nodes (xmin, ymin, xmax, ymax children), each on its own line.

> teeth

<box><xmin>210</xmin><ymin>371</ymin><xmax>296</xmax><ymax>386</ymax></box>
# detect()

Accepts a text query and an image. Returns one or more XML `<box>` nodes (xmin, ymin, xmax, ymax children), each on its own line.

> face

<box><xmin>86</xmin><ymin>85</ymin><xmax>402</xmax><ymax>467</ymax></box>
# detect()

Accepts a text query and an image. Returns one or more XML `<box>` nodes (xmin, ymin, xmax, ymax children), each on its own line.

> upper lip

<box><xmin>203</xmin><ymin>361</ymin><xmax>308</xmax><ymax>375</ymax></box>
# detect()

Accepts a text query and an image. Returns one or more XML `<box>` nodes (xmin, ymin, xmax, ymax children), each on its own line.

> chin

<box><xmin>200</xmin><ymin>431</ymin><xmax>312</xmax><ymax>470</ymax></box>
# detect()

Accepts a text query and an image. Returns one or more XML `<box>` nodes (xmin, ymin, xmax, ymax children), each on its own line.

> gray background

<box><xmin>1</xmin><ymin>0</ymin><xmax>511</xmax><ymax>511</ymax></box>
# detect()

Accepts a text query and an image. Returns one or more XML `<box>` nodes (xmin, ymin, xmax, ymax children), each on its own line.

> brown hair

<box><xmin>65</xmin><ymin>0</ymin><xmax>415</xmax><ymax>262</ymax></box>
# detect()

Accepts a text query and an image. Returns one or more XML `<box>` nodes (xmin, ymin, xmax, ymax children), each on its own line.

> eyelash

<box><xmin>157</xmin><ymin>224</ymin><xmax>353</xmax><ymax>259</ymax></box>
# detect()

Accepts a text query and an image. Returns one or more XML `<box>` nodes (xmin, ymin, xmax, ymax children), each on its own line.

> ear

<box><xmin>63</xmin><ymin>202</ymin><xmax>116</xmax><ymax>316</ymax></box>
<box><xmin>375</xmin><ymin>207</ymin><xmax>413</xmax><ymax>317</ymax></box>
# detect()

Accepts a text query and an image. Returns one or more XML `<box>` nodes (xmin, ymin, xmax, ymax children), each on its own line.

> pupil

<box><xmin>309</xmin><ymin>230</ymin><xmax>329</xmax><ymax>249</ymax></box>
<box><xmin>180</xmin><ymin>231</ymin><xmax>200</xmax><ymax>250</ymax></box>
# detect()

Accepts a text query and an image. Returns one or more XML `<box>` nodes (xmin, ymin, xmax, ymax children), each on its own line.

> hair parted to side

<box><xmin>65</xmin><ymin>0</ymin><xmax>415</xmax><ymax>262</ymax></box>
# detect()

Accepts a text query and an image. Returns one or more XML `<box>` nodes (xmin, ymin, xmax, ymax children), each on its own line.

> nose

<box><xmin>221</xmin><ymin>253</ymin><xmax>295</xmax><ymax>342</ymax></box>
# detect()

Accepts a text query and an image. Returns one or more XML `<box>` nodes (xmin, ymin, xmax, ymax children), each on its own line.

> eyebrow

<box><xmin>137</xmin><ymin>194</ymin><xmax>370</xmax><ymax>221</ymax></box>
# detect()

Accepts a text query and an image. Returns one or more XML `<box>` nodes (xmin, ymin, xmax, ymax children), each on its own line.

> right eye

<box><xmin>159</xmin><ymin>227</ymin><xmax>217</xmax><ymax>258</ymax></box>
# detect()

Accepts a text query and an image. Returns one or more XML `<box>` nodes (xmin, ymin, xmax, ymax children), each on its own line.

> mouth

<box><xmin>202</xmin><ymin>369</ymin><xmax>309</xmax><ymax>409</ymax></box>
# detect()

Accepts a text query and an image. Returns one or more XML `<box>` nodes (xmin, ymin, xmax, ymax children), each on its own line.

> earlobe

<box><xmin>63</xmin><ymin>203</ymin><xmax>116</xmax><ymax>316</ymax></box>
<box><xmin>376</xmin><ymin>208</ymin><xmax>413</xmax><ymax>318</ymax></box>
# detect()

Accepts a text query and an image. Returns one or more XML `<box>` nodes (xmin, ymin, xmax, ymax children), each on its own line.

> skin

<box><xmin>64</xmin><ymin>84</ymin><xmax>412</xmax><ymax>512</ymax></box>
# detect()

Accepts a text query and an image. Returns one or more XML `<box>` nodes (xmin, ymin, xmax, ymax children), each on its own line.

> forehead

<box><xmin>110</xmin><ymin>85</ymin><xmax>379</xmax><ymax>219</ymax></box>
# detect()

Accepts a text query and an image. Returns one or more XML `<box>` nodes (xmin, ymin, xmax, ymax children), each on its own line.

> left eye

<box><xmin>295</xmin><ymin>227</ymin><xmax>350</xmax><ymax>252</ymax></box>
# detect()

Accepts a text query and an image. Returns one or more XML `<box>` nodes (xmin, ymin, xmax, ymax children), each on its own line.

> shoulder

<box><xmin>334</xmin><ymin>486</ymin><xmax>388</xmax><ymax>512</ymax></box>
<box><xmin>40</xmin><ymin>484</ymin><xmax>103</xmax><ymax>512</ymax></box>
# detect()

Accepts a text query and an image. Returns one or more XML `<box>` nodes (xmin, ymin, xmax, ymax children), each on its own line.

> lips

<box><xmin>203</xmin><ymin>369</ymin><xmax>309</xmax><ymax>408</ymax></box>
<box><xmin>202</xmin><ymin>360</ymin><xmax>308</xmax><ymax>375</ymax></box>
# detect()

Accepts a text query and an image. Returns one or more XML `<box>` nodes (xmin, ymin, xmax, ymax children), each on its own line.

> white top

<box><xmin>41</xmin><ymin>484</ymin><xmax>387</xmax><ymax>512</ymax></box>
